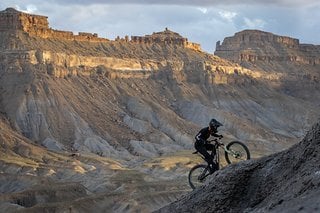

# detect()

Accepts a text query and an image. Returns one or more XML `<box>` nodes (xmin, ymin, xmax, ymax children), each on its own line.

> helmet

<box><xmin>209</xmin><ymin>118</ymin><xmax>223</xmax><ymax>129</ymax></box>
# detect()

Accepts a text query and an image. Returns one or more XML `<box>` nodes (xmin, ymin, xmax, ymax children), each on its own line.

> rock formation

<box><xmin>0</xmin><ymin>8</ymin><xmax>200</xmax><ymax>50</ymax></box>
<box><xmin>131</xmin><ymin>27</ymin><xmax>201</xmax><ymax>51</ymax></box>
<box><xmin>0</xmin><ymin>7</ymin><xmax>107</xmax><ymax>42</ymax></box>
<box><xmin>215</xmin><ymin>30</ymin><xmax>320</xmax><ymax>65</ymax></box>
<box><xmin>215</xmin><ymin>30</ymin><xmax>320</xmax><ymax>106</ymax></box>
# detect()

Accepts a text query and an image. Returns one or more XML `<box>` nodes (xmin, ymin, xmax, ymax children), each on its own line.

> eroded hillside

<box><xmin>0</xmin><ymin>8</ymin><xmax>319</xmax><ymax>212</ymax></box>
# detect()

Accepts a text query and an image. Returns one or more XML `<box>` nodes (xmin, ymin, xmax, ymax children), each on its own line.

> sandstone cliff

<box><xmin>215</xmin><ymin>30</ymin><xmax>320</xmax><ymax>65</ymax></box>
<box><xmin>215</xmin><ymin>30</ymin><xmax>320</xmax><ymax>105</ymax></box>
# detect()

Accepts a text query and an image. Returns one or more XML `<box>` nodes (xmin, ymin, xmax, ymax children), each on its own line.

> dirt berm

<box><xmin>156</xmin><ymin>120</ymin><xmax>320</xmax><ymax>213</ymax></box>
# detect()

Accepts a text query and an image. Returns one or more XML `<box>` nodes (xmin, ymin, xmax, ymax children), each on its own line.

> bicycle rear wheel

<box><xmin>188</xmin><ymin>164</ymin><xmax>209</xmax><ymax>190</ymax></box>
<box><xmin>225</xmin><ymin>141</ymin><xmax>250</xmax><ymax>164</ymax></box>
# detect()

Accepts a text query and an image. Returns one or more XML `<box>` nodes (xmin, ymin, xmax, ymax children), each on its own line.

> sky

<box><xmin>1</xmin><ymin>0</ymin><xmax>320</xmax><ymax>53</ymax></box>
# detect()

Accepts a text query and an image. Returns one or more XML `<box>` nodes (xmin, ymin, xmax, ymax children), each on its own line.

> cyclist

<box><xmin>195</xmin><ymin>118</ymin><xmax>223</xmax><ymax>174</ymax></box>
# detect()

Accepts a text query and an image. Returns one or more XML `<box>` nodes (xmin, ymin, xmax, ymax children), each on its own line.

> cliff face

<box><xmin>215</xmin><ymin>30</ymin><xmax>320</xmax><ymax>65</ymax></box>
<box><xmin>215</xmin><ymin>30</ymin><xmax>320</xmax><ymax>106</ymax></box>
<box><xmin>0</xmin><ymin>9</ymin><xmax>319</xmax><ymax>212</ymax></box>
<box><xmin>0</xmin><ymin>8</ymin><xmax>200</xmax><ymax>50</ymax></box>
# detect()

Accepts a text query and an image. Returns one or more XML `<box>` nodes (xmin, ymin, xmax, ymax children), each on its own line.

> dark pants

<box><xmin>195</xmin><ymin>140</ymin><xmax>216</xmax><ymax>166</ymax></box>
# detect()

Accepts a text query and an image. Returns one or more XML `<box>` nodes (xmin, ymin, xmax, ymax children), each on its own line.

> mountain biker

<box><xmin>195</xmin><ymin>118</ymin><xmax>223</xmax><ymax>174</ymax></box>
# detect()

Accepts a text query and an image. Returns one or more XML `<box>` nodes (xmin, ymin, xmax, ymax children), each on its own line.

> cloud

<box><xmin>243</xmin><ymin>17</ymin><xmax>266</xmax><ymax>29</ymax></box>
<box><xmin>218</xmin><ymin>10</ymin><xmax>237</xmax><ymax>22</ymax></box>
<box><xmin>25</xmin><ymin>5</ymin><xmax>37</xmax><ymax>13</ymax></box>
<box><xmin>9</xmin><ymin>4</ymin><xmax>38</xmax><ymax>13</ymax></box>
<box><xmin>197</xmin><ymin>7</ymin><xmax>208</xmax><ymax>14</ymax></box>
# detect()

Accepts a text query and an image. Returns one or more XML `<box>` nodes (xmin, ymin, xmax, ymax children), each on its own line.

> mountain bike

<box><xmin>188</xmin><ymin>138</ymin><xmax>250</xmax><ymax>189</ymax></box>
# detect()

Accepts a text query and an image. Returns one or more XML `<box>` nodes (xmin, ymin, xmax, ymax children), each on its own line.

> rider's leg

<box><xmin>204</xmin><ymin>143</ymin><xmax>218</xmax><ymax>172</ymax></box>
<box><xmin>195</xmin><ymin>142</ymin><xmax>216</xmax><ymax>173</ymax></box>
<box><xmin>204</xmin><ymin>143</ymin><xmax>216</xmax><ymax>155</ymax></box>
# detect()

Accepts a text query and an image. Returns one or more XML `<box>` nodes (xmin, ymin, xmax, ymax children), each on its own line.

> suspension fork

<box><xmin>213</xmin><ymin>143</ymin><xmax>220</xmax><ymax>169</ymax></box>
<box><xmin>223</xmin><ymin>145</ymin><xmax>231</xmax><ymax>154</ymax></box>
<box><xmin>223</xmin><ymin>145</ymin><xmax>239</xmax><ymax>158</ymax></box>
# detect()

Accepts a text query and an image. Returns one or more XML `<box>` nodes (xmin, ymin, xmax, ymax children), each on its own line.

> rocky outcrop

<box><xmin>0</xmin><ymin>8</ymin><xmax>200</xmax><ymax>51</ymax></box>
<box><xmin>35</xmin><ymin>51</ymin><xmax>164</xmax><ymax>78</ymax></box>
<box><xmin>156</xmin><ymin>121</ymin><xmax>320</xmax><ymax>213</ymax></box>
<box><xmin>214</xmin><ymin>30</ymin><xmax>320</xmax><ymax>106</ymax></box>
<box><xmin>215</xmin><ymin>30</ymin><xmax>320</xmax><ymax>65</ymax></box>
<box><xmin>131</xmin><ymin>28</ymin><xmax>201</xmax><ymax>51</ymax></box>
<box><xmin>0</xmin><ymin>8</ymin><xmax>202</xmax><ymax>78</ymax></box>
<box><xmin>0</xmin><ymin>7</ymin><xmax>108</xmax><ymax>42</ymax></box>
<box><xmin>0</xmin><ymin>8</ymin><xmax>48</xmax><ymax>31</ymax></box>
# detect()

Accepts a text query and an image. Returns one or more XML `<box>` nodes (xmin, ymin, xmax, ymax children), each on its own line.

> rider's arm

<box><xmin>211</xmin><ymin>132</ymin><xmax>223</xmax><ymax>138</ymax></box>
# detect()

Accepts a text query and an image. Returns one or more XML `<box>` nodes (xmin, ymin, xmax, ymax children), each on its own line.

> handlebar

<box><xmin>207</xmin><ymin>138</ymin><xmax>224</xmax><ymax>146</ymax></box>
<box><xmin>192</xmin><ymin>138</ymin><xmax>225</xmax><ymax>155</ymax></box>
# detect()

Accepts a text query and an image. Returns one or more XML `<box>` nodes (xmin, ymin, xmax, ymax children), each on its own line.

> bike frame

<box><xmin>215</xmin><ymin>141</ymin><xmax>220</xmax><ymax>169</ymax></box>
<box><xmin>194</xmin><ymin>139</ymin><xmax>221</xmax><ymax>171</ymax></box>
<box><xmin>209</xmin><ymin>139</ymin><xmax>240</xmax><ymax>162</ymax></box>
<box><xmin>208</xmin><ymin>139</ymin><xmax>224</xmax><ymax>168</ymax></box>
<box><xmin>195</xmin><ymin>138</ymin><xmax>241</xmax><ymax>176</ymax></box>
<box><xmin>195</xmin><ymin>140</ymin><xmax>222</xmax><ymax>181</ymax></box>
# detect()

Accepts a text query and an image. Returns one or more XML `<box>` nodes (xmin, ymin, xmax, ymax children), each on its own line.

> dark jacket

<box><xmin>195</xmin><ymin>127</ymin><xmax>220</xmax><ymax>145</ymax></box>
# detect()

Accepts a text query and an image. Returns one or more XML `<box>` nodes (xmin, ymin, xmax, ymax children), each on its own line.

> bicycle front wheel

<box><xmin>188</xmin><ymin>164</ymin><xmax>210</xmax><ymax>190</ymax></box>
<box><xmin>225</xmin><ymin>141</ymin><xmax>250</xmax><ymax>164</ymax></box>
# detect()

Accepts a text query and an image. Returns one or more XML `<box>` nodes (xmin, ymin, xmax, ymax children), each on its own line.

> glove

<box><xmin>204</xmin><ymin>139</ymin><xmax>209</xmax><ymax>144</ymax></box>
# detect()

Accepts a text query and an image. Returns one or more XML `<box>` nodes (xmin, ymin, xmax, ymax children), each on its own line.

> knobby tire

<box><xmin>224</xmin><ymin>141</ymin><xmax>250</xmax><ymax>164</ymax></box>
<box><xmin>188</xmin><ymin>164</ymin><xmax>209</xmax><ymax>190</ymax></box>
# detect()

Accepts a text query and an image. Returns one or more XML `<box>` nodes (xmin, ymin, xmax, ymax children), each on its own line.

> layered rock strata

<box><xmin>215</xmin><ymin>30</ymin><xmax>320</xmax><ymax>65</ymax></box>
<box><xmin>215</xmin><ymin>30</ymin><xmax>320</xmax><ymax>105</ymax></box>
<box><xmin>0</xmin><ymin>8</ymin><xmax>200</xmax><ymax>51</ymax></box>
